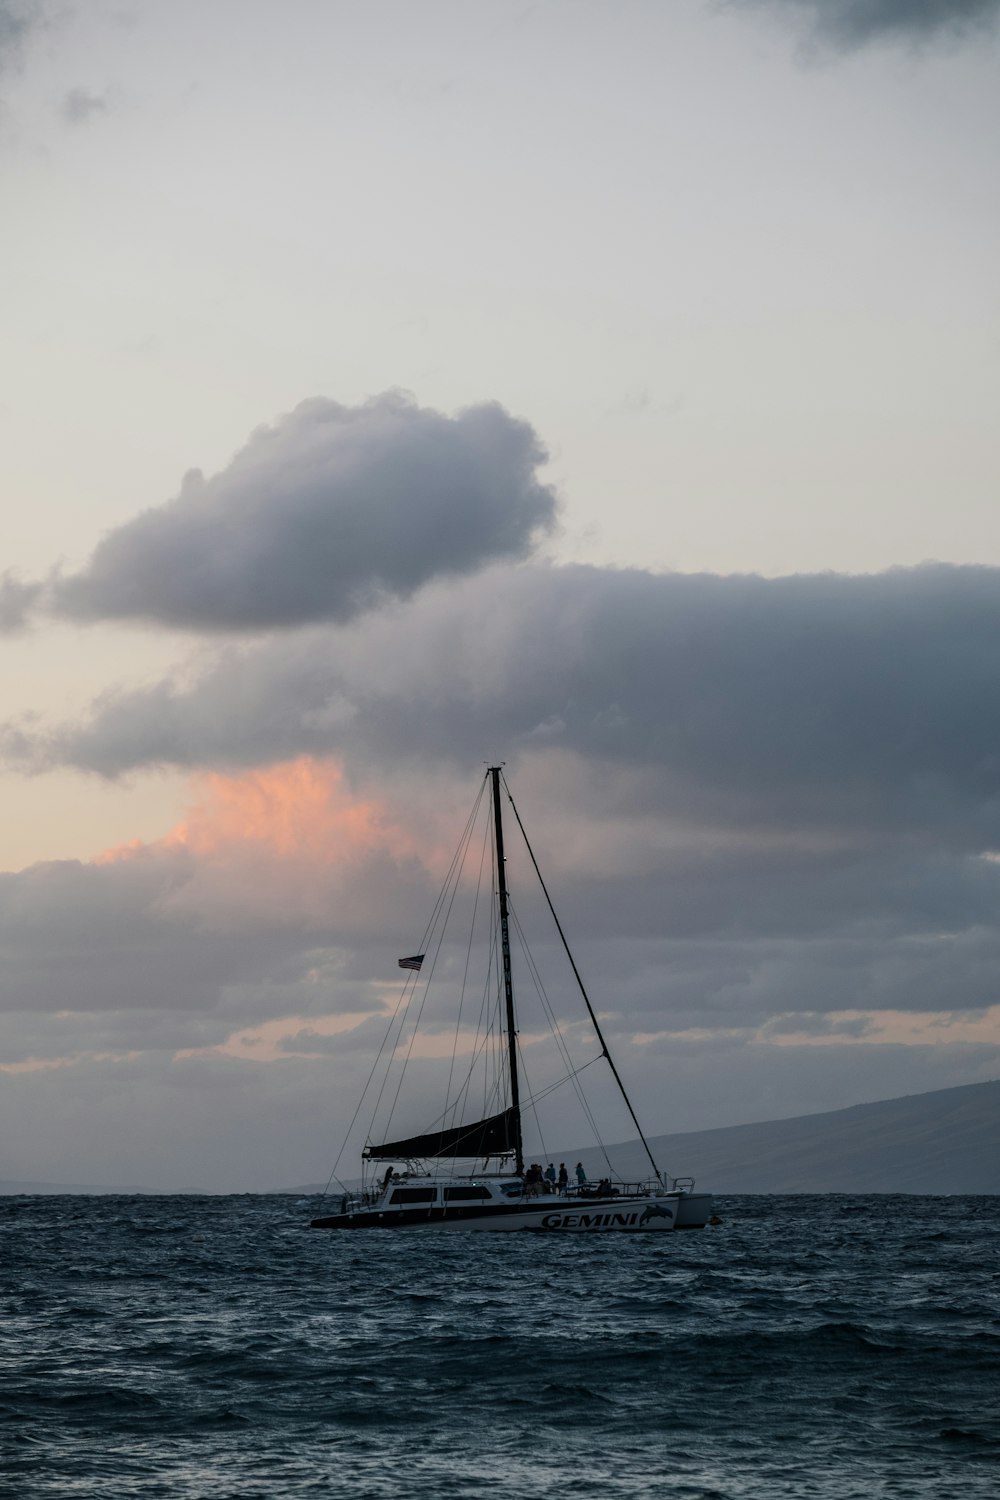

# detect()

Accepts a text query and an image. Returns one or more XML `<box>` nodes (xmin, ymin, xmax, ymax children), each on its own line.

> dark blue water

<box><xmin>1</xmin><ymin>1195</ymin><xmax>997</xmax><ymax>1498</ymax></box>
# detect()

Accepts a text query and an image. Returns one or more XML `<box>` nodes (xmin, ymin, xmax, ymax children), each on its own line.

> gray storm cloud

<box><xmin>51</xmin><ymin>393</ymin><xmax>557</xmax><ymax>631</ymax></box>
<box><xmin>59</xmin><ymin>86</ymin><xmax>109</xmax><ymax>125</ymax></box>
<box><xmin>23</xmin><ymin>560</ymin><xmax>1000</xmax><ymax>847</ymax></box>
<box><xmin>8</xmin><ymin>557</ymin><xmax>1000</xmax><ymax>1087</ymax></box>
<box><xmin>0</xmin><ymin>1</ymin><xmax>36</xmax><ymax>64</ymax></box>
<box><xmin>0</xmin><ymin>573</ymin><xmax>41</xmax><ymax>632</ymax></box>
<box><xmin>764</xmin><ymin>0</ymin><xmax>1000</xmax><ymax>49</ymax></box>
<box><xmin>0</xmin><ymin>829</ymin><xmax>429</xmax><ymax>1030</ymax></box>
<box><xmin>0</xmin><ymin>851</ymin><xmax>282</xmax><ymax>1018</ymax></box>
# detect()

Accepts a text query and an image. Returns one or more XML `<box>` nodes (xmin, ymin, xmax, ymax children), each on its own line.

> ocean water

<box><xmin>1</xmin><ymin>1195</ymin><xmax>997</xmax><ymax>1499</ymax></box>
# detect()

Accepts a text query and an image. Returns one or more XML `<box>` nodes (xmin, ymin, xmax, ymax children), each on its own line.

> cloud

<box><xmin>758</xmin><ymin>0</ymin><xmax>1000</xmax><ymax>51</ymax></box>
<box><xmin>0</xmin><ymin>1</ymin><xmax>37</xmax><ymax>69</ymax></box>
<box><xmin>0</xmin><ymin>758</ymin><xmax>435</xmax><ymax>1023</ymax></box>
<box><xmin>4</xmin><ymin>749</ymin><xmax>997</xmax><ymax>1056</ymax></box>
<box><xmin>59</xmin><ymin>86</ymin><xmax>108</xmax><ymax>125</ymax></box>
<box><xmin>7</xmin><ymin>562</ymin><xmax>1000</xmax><ymax>1187</ymax></box>
<box><xmin>274</xmin><ymin>1015</ymin><xmax>394</xmax><ymax>1058</ymax></box>
<box><xmin>0</xmin><ymin>571</ymin><xmax>41</xmax><ymax>632</ymax></box>
<box><xmin>99</xmin><ymin>756</ymin><xmax>429</xmax><ymax>931</ymax></box>
<box><xmin>12</xmin><ymin>558</ymin><xmax>1000</xmax><ymax>1044</ymax></box>
<box><xmin>0</xmin><ymin>850</ymin><xmax>276</xmax><ymax>1018</ymax></box>
<box><xmin>21</xmin><ymin>560</ymin><xmax>1000</xmax><ymax>849</ymax></box>
<box><xmin>51</xmin><ymin>393</ymin><xmax>557</xmax><ymax>632</ymax></box>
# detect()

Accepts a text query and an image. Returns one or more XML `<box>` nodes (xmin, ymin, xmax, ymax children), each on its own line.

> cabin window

<box><xmin>443</xmin><ymin>1185</ymin><xmax>492</xmax><ymax>1202</ymax></box>
<box><xmin>389</xmin><ymin>1188</ymin><xmax>436</xmax><ymax>1204</ymax></box>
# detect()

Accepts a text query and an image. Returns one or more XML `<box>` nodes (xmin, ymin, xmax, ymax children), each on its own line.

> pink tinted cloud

<box><xmin>96</xmin><ymin>757</ymin><xmax>426</xmax><ymax>931</ymax></box>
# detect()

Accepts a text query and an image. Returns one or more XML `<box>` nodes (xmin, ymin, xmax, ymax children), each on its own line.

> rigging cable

<box><xmin>441</xmin><ymin>811</ymin><xmax>492</xmax><ymax>1129</ymax></box>
<box><xmin>502</xmin><ymin>769</ymin><xmax>666</xmax><ymax>1187</ymax></box>
<box><xmin>377</xmin><ymin>779</ymin><xmax>489</xmax><ymax>1143</ymax></box>
<box><xmin>318</xmin><ymin>969</ymin><xmax>416</xmax><ymax>1200</ymax></box>
<box><xmin>509</xmin><ymin>903</ymin><xmax>617</xmax><ymax>1179</ymax></box>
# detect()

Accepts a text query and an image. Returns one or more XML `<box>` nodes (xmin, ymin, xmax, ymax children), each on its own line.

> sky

<box><xmin>1</xmin><ymin>0</ymin><xmax>999</xmax><ymax>1191</ymax></box>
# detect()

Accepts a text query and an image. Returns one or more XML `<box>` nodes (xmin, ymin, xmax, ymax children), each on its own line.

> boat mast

<box><xmin>490</xmin><ymin>765</ymin><xmax>524</xmax><ymax>1176</ymax></box>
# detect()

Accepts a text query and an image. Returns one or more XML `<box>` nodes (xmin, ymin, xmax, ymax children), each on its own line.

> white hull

<box><xmin>311</xmin><ymin>1189</ymin><xmax>711</xmax><ymax>1232</ymax></box>
<box><xmin>672</xmin><ymin>1192</ymin><xmax>714</xmax><ymax>1229</ymax></box>
<box><xmin>433</xmin><ymin>1193</ymin><xmax>695</xmax><ymax>1231</ymax></box>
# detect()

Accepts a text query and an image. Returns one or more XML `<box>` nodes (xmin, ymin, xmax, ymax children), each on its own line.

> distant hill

<box><xmin>569</xmin><ymin>1080</ymin><xmax>1000</xmax><ymax>1194</ymax></box>
<box><xmin>0</xmin><ymin>1179</ymin><xmax>143</xmax><ymax>1196</ymax></box>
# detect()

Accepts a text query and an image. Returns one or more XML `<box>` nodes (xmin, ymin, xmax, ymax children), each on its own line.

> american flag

<box><xmin>397</xmin><ymin>954</ymin><xmax>425</xmax><ymax>972</ymax></box>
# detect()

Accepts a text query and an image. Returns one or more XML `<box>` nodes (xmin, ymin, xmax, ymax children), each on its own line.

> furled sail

<box><xmin>363</xmin><ymin>1106</ymin><xmax>517</xmax><ymax>1161</ymax></box>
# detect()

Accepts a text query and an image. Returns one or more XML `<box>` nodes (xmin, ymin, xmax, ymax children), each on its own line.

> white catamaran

<box><xmin>310</xmin><ymin>767</ymin><xmax>712</xmax><ymax>1232</ymax></box>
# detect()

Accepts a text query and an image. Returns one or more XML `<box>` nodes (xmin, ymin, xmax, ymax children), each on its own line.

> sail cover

<box><xmin>363</xmin><ymin>1106</ymin><xmax>517</xmax><ymax>1161</ymax></box>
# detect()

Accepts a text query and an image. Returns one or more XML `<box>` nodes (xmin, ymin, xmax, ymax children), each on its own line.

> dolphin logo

<box><xmin>639</xmin><ymin>1203</ymin><xmax>674</xmax><ymax>1225</ymax></box>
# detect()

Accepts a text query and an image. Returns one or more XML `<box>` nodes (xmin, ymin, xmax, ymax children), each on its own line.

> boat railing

<box><xmin>345</xmin><ymin>1189</ymin><xmax>382</xmax><ymax>1209</ymax></box>
<box><xmin>560</xmin><ymin>1177</ymin><xmax>696</xmax><ymax>1198</ymax></box>
<box><xmin>562</xmin><ymin>1179</ymin><xmax>661</xmax><ymax>1200</ymax></box>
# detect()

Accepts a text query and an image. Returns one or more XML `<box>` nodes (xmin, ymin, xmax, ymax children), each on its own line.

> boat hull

<box><xmin>672</xmin><ymin>1192</ymin><xmax>714</xmax><ymax>1229</ymax></box>
<box><xmin>310</xmin><ymin>1191</ymin><xmax>710</xmax><ymax>1231</ymax></box>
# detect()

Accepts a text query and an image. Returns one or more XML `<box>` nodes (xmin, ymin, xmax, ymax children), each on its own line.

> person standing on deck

<box><xmin>575</xmin><ymin>1162</ymin><xmax>587</xmax><ymax>1185</ymax></box>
